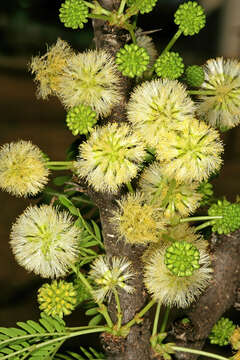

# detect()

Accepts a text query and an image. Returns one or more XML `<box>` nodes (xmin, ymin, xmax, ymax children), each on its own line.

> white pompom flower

<box><xmin>197</xmin><ymin>57</ymin><xmax>240</xmax><ymax>130</ymax></box>
<box><xmin>89</xmin><ymin>256</ymin><xmax>135</xmax><ymax>303</ymax></box>
<box><xmin>127</xmin><ymin>78</ymin><xmax>195</xmax><ymax>147</ymax></box>
<box><xmin>10</xmin><ymin>205</ymin><xmax>81</xmax><ymax>278</ymax></box>
<box><xmin>58</xmin><ymin>49</ymin><xmax>123</xmax><ymax>117</ymax></box>
<box><xmin>76</xmin><ymin>123</ymin><xmax>146</xmax><ymax>193</ymax></box>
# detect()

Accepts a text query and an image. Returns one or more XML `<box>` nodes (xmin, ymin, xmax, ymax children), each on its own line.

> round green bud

<box><xmin>174</xmin><ymin>1</ymin><xmax>206</xmax><ymax>36</ymax></box>
<box><xmin>66</xmin><ymin>104</ymin><xmax>98</xmax><ymax>136</ymax></box>
<box><xmin>185</xmin><ymin>65</ymin><xmax>205</xmax><ymax>87</ymax></box>
<box><xmin>164</xmin><ymin>240</ymin><xmax>200</xmax><ymax>277</ymax></box>
<box><xmin>208</xmin><ymin>200</ymin><xmax>240</xmax><ymax>234</ymax></box>
<box><xmin>209</xmin><ymin>317</ymin><xmax>236</xmax><ymax>346</ymax></box>
<box><xmin>59</xmin><ymin>0</ymin><xmax>89</xmax><ymax>29</ymax></box>
<box><xmin>38</xmin><ymin>280</ymin><xmax>77</xmax><ymax>318</ymax></box>
<box><xmin>115</xmin><ymin>44</ymin><xmax>150</xmax><ymax>78</ymax></box>
<box><xmin>154</xmin><ymin>51</ymin><xmax>184</xmax><ymax>80</ymax></box>
<box><xmin>127</xmin><ymin>0</ymin><xmax>158</xmax><ymax>14</ymax></box>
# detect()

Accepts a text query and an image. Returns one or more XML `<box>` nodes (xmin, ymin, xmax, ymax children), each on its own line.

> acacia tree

<box><xmin>0</xmin><ymin>1</ymin><xmax>240</xmax><ymax>359</ymax></box>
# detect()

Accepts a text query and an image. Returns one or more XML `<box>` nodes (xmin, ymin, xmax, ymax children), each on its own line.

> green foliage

<box><xmin>154</xmin><ymin>51</ymin><xmax>184</xmax><ymax>80</ymax></box>
<box><xmin>55</xmin><ymin>346</ymin><xmax>106</xmax><ymax>359</ymax></box>
<box><xmin>174</xmin><ymin>1</ymin><xmax>206</xmax><ymax>36</ymax></box>
<box><xmin>185</xmin><ymin>65</ymin><xmax>205</xmax><ymax>87</ymax></box>
<box><xmin>0</xmin><ymin>313</ymin><xmax>66</xmax><ymax>359</ymax></box>
<box><xmin>209</xmin><ymin>317</ymin><xmax>236</xmax><ymax>346</ymax></box>
<box><xmin>59</xmin><ymin>0</ymin><xmax>89</xmax><ymax>29</ymax></box>
<box><xmin>127</xmin><ymin>0</ymin><xmax>158</xmax><ymax>14</ymax></box>
<box><xmin>66</xmin><ymin>105</ymin><xmax>98</xmax><ymax>136</ymax></box>
<box><xmin>208</xmin><ymin>200</ymin><xmax>240</xmax><ymax>234</ymax></box>
<box><xmin>115</xmin><ymin>44</ymin><xmax>150</xmax><ymax>78</ymax></box>
<box><xmin>197</xmin><ymin>181</ymin><xmax>214</xmax><ymax>206</ymax></box>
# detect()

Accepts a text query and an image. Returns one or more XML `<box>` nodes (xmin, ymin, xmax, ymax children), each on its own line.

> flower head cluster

<box><xmin>156</xmin><ymin>118</ymin><xmax>223</xmax><ymax>183</ymax></box>
<box><xmin>0</xmin><ymin>140</ymin><xmax>49</xmax><ymax>197</ymax></box>
<box><xmin>30</xmin><ymin>38</ymin><xmax>73</xmax><ymax>99</ymax></box>
<box><xmin>209</xmin><ymin>317</ymin><xmax>236</xmax><ymax>346</ymax></box>
<box><xmin>112</xmin><ymin>192</ymin><xmax>167</xmax><ymax>244</ymax></box>
<box><xmin>66</xmin><ymin>104</ymin><xmax>98</xmax><ymax>135</ymax></box>
<box><xmin>154</xmin><ymin>52</ymin><xmax>184</xmax><ymax>80</ymax></box>
<box><xmin>208</xmin><ymin>199</ymin><xmax>240</xmax><ymax>234</ymax></box>
<box><xmin>196</xmin><ymin>58</ymin><xmax>240</xmax><ymax>130</ymax></box>
<box><xmin>38</xmin><ymin>280</ymin><xmax>77</xmax><ymax>318</ymax></box>
<box><xmin>116</xmin><ymin>44</ymin><xmax>150</xmax><ymax>78</ymax></box>
<box><xmin>59</xmin><ymin>0</ymin><xmax>89</xmax><ymax>29</ymax></box>
<box><xmin>58</xmin><ymin>49</ymin><xmax>122</xmax><ymax>117</ymax></box>
<box><xmin>127</xmin><ymin>79</ymin><xmax>195</xmax><ymax>147</ymax></box>
<box><xmin>89</xmin><ymin>256</ymin><xmax>135</xmax><ymax>303</ymax></box>
<box><xmin>185</xmin><ymin>65</ymin><xmax>205</xmax><ymax>87</ymax></box>
<box><xmin>139</xmin><ymin>163</ymin><xmax>202</xmax><ymax>218</ymax></box>
<box><xmin>135</xmin><ymin>28</ymin><xmax>158</xmax><ymax>69</ymax></box>
<box><xmin>127</xmin><ymin>0</ymin><xmax>158</xmax><ymax>14</ymax></box>
<box><xmin>143</xmin><ymin>224</ymin><xmax>212</xmax><ymax>308</ymax></box>
<box><xmin>76</xmin><ymin>123</ymin><xmax>145</xmax><ymax>193</ymax></box>
<box><xmin>164</xmin><ymin>241</ymin><xmax>200</xmax><ymax>277</ymax></box>
<box><xmin>10</xmin><ymin>205</ymin><xmax>80</xmax><ymax>278</ymax></box>
<box><xmin>174</xmin><ymin>1</ymin><xmax>206</xmax><ymax>36</ymax></box>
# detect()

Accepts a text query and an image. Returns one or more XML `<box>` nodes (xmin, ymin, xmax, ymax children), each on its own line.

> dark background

<box><xmin>0</xmin><ymin>0</ymin><xmax>239</xmax><ymax>352</ymax></box>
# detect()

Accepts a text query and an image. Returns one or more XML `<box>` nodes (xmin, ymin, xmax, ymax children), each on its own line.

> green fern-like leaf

<box><xmin>55</xmin><ymin>346</ymin><xmax>106</xmax><ymax>359</ymax></box>
<box><xmin>0</xmin><ymin>313</ymin><xmax>66</xmax><ymax>359</ymax></box>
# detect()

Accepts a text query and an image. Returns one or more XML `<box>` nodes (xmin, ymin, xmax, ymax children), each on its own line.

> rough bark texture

<box><xmin>170</xmin><ymin>230</ymin><xmax>240</xmax><ymax>360</ymax></box>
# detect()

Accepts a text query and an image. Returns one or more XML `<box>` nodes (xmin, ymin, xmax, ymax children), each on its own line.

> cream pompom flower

<box><xmin>144</xmin><ymin>224</ymin><xmax>212</xmax><ymax>308</ymax></box>
<box><xmin>112</xmin><ymin>192</ymin><xmax>167</xmax><ymax>245</ymax></box>
<box><xmin>76</xmin><ymin>123</ymin><xmax>146</xmax><ymax>193</ymax></box>
<box><xmin>0</xmin><ymin>140</ymin><xmax>49</xmax><ymax>197</ymax></box>
<box><xmin>156</xmin><ymin>118</ymin><xmax>223</xmax><ymax>182</ymax></box>
<box><xmin>10</xmin><ymin>205</ymin><xmax>81</xmax><ymax>278</ymax></box>
<box><xmin>127</xmin><ymin>78</ymin><xmax>195</xmax><ymax>147</ymax></box>
<box><xmin>58</xmin><ymin>49</ymin><xmax>122</xmax><ymax>117</ymax></box>
<box><xmin>89</xmin><ymin>256</ymin><xmax>135</xmax><ymax>303</ymax></box>
<box><xmin>139</xmin><ymin>162</ymin><xmax>202</xmax><ymax>218</ymax></box>
<box><xmin>196</xmin><ymin>57</ymin><xmax>240</xmax><ymax>130</ymax></box>
<box><xmin>30</xmin><ymin>38</ymin><xmax>74</xmax><ymax>99</ymax></box>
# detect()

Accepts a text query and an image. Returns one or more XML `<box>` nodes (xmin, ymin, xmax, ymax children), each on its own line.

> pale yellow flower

<box><xmin>76</xmin><ymin>123</ymin><xmax>145</xmax><ymax>193</ymax></box>
<box><xmin>197</xmin><ymin>57</ymin><xmax>240</xmax><ymax>130</ymax></box>
<box><xmin>112</xmin><ymin>192</ymin><xmax>167</xmax><ymax>244</ymax></box>
<box><xmin>0</xmin><ymin>140</ymin><xmax>49</xmax><ymax>197</ymax></box>
<box><xmin>58</xmin><ymin>49</ymin><xmax>122</xmax><ymax>117</ymax></box>
<box><xmin>127</xmin><ymin>78</ymin><xmax>195</xmax><ymax>147</ymax></box>
<box><xmin>30</xmin><ymin>38</ymin><xmax>73</xmax><ymax>99</ymax></box>
<box><xmin>156</xmin><ymin>118</ymin><xmax>223</xmax><ymax>182</ymax></box>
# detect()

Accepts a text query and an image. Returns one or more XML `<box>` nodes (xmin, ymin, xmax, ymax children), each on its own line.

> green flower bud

<box><xmin>38</xmin><ymin>280</ymin><xmax>77</xmax><ymax>318</ymax></box>
<box><xmin>164</xmin><ymin>240</ymin><xmax>200</xmax><ymax>277</ymax></box>
<box><xmin>185</xmin><ymin>65</ymin><xmax>205</xmax><ymax>87</ymax></box>
<box><xmin>174</xmin><ymin>1</ymin><xmax>206</xmax><ymax>36</ymax></box>
<box><xmin>154</xmin><ymin>52</ymin><xmax>184</xmax><ymax>80</ymax></box>
<box><xmin>208</xmin><ymin>200</ymin><xmax>240</xmax><ymax>234</ymax></box>
<box><xmin>209</xmin><ymin>317</ymin><xmax>236</xmax><ymax>346</ymax></box>
<box><xmin>116</xmin><ymin>44</ymin><xmax>150</xmax><ymax>78</ymax></box>
<box><xmin>127</xmin><ymin>0</ymin><xmax>158</xmax><ymax>14</ymax></box>
<box><xmin>66</xmin><ymin>104</ymin><xmax>98</xmax><ymax>136</ymax></box>
<box><xmin>59</xmin><ymin>0</ymin><xmax>88</xmax><ymax>29</ymax></box>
